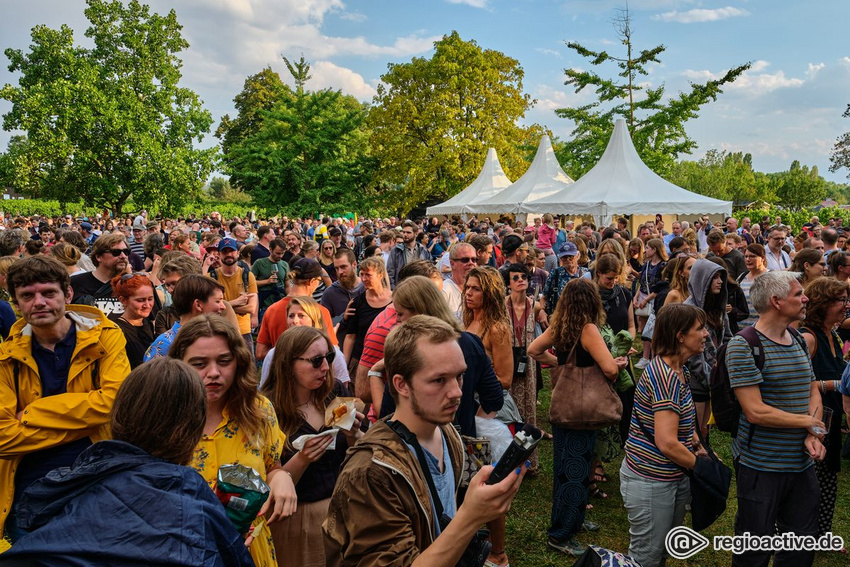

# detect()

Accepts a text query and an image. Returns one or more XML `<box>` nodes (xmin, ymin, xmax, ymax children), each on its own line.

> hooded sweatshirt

<box><xmin>1</xmin><ymin>441</ymin><xmax>253</xmax><ymax>566</ymax></box>
<box><xmin>684</xmin><ymin>259</ymin><xmax>733</xmax><ymax>392</ymax></box>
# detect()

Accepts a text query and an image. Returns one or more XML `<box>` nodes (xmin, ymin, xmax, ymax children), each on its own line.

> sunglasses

<box><xmin>107</xmin><ymin>248</ymin><xmax>129</xmax><ymax>257</ymax></box>
<box><xmin>295</xmin><ymin>351</ymin><xmax>336</xmax><ymax>368</ymax></box>
<box><xmin>511</xmin><ymin>274</ymin><xmax>528</xmax><ymax>282</ymax></box>
<box><xmin>120</xmin><ymin>272</ymin><xmax>148</xmax><ymax>281</ymax></box>
<box><xmin>453</xmin><ymin>257</ymin><xmax>476</xmax><ymax>263</ymax></box>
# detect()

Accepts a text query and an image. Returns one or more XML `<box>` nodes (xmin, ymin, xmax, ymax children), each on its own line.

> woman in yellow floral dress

<box><xmin>170</xmin><ymin>315</ymin><xmax>297</xmax><ymax>567</ymax></box>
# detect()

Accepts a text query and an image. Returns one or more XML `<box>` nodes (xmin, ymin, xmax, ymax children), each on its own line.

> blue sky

<box><xmin>1</xmin><ymin>0</ymin><xmax>849</xmax><ymax>182</ymax></box>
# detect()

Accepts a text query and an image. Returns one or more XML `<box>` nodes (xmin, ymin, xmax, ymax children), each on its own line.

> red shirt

<box><xmin>257</xmin><ymin>297</ymin><xmax>339</xmax><ymax>347</ymax></box>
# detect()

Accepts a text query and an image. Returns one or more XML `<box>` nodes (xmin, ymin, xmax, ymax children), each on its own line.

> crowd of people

<box><xmin>0</xmin><ymin>208</ymin><xmax>847</xmax><ymax>566</ymax></box>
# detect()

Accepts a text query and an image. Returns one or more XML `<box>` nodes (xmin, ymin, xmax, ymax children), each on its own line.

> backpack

<box><xmin>710</xmin><ymin>325</ymin><xmax>805</xmax><ymax>438</ymax></box>
<box><xmin>210</xmin><ymin>261</ymin><xmax>250</xmax><ymax>290</ymax></box>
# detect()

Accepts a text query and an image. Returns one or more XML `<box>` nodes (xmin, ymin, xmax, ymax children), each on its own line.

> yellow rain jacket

<box><xmin>0</xmin><ymin>304</ymin><xmax>131</xmax><ymax>539</ymax></box>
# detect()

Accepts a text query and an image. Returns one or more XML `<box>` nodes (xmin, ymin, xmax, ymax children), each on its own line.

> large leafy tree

<box><xmin>830</xmin><ymin>104</ymin><xmax>850</xmax><ymax>179</ymax></box>
<box><xmin>226</xmin><ymin>57</ymin><xmax>373</xmax><ymax>216</ymax></box>
<box><xmin>0</xmin><ymin>0</ymin><xmax>216</xmax><ymax>215</ymax></box>
<box><xmin>771</xmin><ymin>160</ymin><xmax>826</xmax><ymax>210</ymax></box>
<box><xmin>369</xmin><ymin>31</ymin><xmax>536</xmax><ymax>213</ymax></box>
<box><xmin>216</xmin><ymin>67</ymin><xmax>292</xmax><ymax>190</ymax></box>
<box><xmin>666</xmin><ymin>150</ymin><xmax>766</xmax><ymax>204</ymax></box>
<box><xmin>556</xmin><ymin>9</ymin><xmax>750</xmax><ymax>178</ymax></box>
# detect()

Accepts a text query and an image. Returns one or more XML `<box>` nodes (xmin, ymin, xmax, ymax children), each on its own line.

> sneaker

<box><xmin>634</xmin><ymin>357</ymin><xmax>650</xmax><ymax>369</ymax></box>
<box><xmin>547</xmin><ymin>537</ymin><xmax>586</xmax><ymax>556</ymax></box>
<box><xmin>581</xmin><ymin>519</ymin><xmax>600</xmax><ymax>532</ymax></box>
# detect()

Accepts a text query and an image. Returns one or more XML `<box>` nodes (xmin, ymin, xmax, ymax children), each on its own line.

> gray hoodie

<box><xmin>684</xmin><ymin>259</ymin><xmax>733</xmax><ymax>392</ymax></box>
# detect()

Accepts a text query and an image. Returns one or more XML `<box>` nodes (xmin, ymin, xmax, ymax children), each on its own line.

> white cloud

<box><xmin>682</xmin><ymin>61</ymin><xmax>804</xmax><ymax>95</ymax></box>
<box><xmin>445</xmin><ymin>0</ymin><xmax>488</xmax><ymax>7</ymax></box>
<box><xmin>807</xmin><ymin>62</ymin><xmax>826</xmax><ymax>78</ymax></box>
<box><xmin>652</xmin><ymin>6</ymin><xmax>750</xmax><ymax>23</ymax></box>
<box><xmin>310</xmin><ymin>61</ymin><xmax>377</xmax><ymax>101</ymax></box>
<box><xmin>339</xmin><ymin>11</ymin><xmax>367</xmax><ymax>22</ymax></box>
<box><xmin>536</xmin><ymin>48</ymin><xmax>562</xmax><ymax>58</ymax></box>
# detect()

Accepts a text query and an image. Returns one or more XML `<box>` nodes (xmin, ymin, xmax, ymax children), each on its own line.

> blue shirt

<box><xmin>406</xmin><ymin>431</ymin><xmax>456</xmax><ymax>536</ymax></box>
<box><xmin>15</xmin><ymin>321</ymin><xmax>92</xmax><ymax>508</ymax></box>
<box><xmin>143</xmin><ymin>321</ymin><xmax>182</xmax><ymax>362</ymax></box>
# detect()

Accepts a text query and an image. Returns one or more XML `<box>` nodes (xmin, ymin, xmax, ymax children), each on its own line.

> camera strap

<box><xmin>386</xmin><ymin>419</ymin><xmax>445</xmax><ymax>520</ymax></box>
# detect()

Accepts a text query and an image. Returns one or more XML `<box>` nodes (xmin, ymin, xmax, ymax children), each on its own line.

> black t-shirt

<box><xmin>339</xmin><ymin>293</ymin><xmax>391</xmax><ymax>361</ymax></box>
<box><xmin>70</xmin><ymin>272</ymin><xmax>124</xmax><ymax>317</ymax></box>
<box><xmin>601</xmin><ymin>285</ymin><xmax>633</xmax><ymax>335</ymax></box>
<box><xmin>282</xmin><ymin>250</ymin><xmax>302</xmax><ymax>266</ymax></box>
<box><xmin>109</xmin><ymin>315</ymin><xmax>155</xmax><ymax>369</ymax></box>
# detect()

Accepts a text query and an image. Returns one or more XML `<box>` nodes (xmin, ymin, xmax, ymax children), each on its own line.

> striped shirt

<box><xmin>358</xmin><ymin>305</ymin><xmax>398</xmax><ymax>369</ymax></box>
<box><xmin>624</xmin><ymin>357</ymin><xmax>695</xmax><ymax>481</ymax></box>
<box><xmin>727</xmin><ymin>330</ymin><xmax>814</xmax><ymax>472</ymax></box>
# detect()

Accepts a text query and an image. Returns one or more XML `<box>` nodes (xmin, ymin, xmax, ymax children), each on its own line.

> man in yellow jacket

<box><xmin>0</xmin><ymin>256</ymin><xmax>131</xmax><ymax>542</ymax></box>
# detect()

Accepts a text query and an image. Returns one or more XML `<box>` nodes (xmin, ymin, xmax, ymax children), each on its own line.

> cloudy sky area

<box><xmin>1</xmin><ymin>0</ymin><xmax>849</xmax><ymax>182</ymax></box>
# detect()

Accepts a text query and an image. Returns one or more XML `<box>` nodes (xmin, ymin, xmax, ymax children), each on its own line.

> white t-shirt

<box><xmin>259</xmin><ymin>344</ymin><xmax>349</xmax><ymax>389</ymax></box>
<box><xmin>442</xmin><ymin>278</ymin><xmax>463</xmax><ymax>322</ymax></box>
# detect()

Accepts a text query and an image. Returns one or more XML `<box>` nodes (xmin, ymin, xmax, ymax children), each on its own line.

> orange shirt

<box><xmin>257</xmin><ymin>297</ymin><xmax>338</xmax><ymax>347</ymax></box>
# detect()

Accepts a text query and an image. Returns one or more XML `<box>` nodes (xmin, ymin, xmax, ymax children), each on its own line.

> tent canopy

<box><xmin>426</xmin><ymin>148</ymin><xmax>512</xmax><ymax>216</ymax></box>
<box><xmin>521</xmin><ymin>119</ymin><xmax>732</xmax><ymax>226</ymax></box>
<box><xmin>466</xmin><ymin>135</ymin><xmax>574</xmax><ymax>215</ymax></box>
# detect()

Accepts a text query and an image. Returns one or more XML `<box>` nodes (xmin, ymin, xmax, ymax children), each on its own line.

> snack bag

<box><xmin>214</xmin><ymin>463</ymin><xmax>270</xmax><ymax>533</ymax></box>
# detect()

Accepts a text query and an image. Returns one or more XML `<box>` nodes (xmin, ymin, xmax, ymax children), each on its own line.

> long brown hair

<box><xmin>260</xmin><ymin>326</ymin><xmax>335</xmax><ymax>450</ymax></box>
<box><xmin>550</xmin><ymin>278</ymin><xmax>606</xmax><ymax>350</ymax></box>
<box><xmin>169</xmin><ymin>315</ymin><xmax>266</xmax><ymax>444</ymax></box>
<box><xmin>462</xmin><ymin>266</ymin><xmax>510</xmax><ymax>332</ymax></box>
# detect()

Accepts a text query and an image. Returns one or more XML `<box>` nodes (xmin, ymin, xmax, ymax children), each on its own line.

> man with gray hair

<box><xmin>442</xmin><ymin>242</ymin><xmax>476</xmax><ymax>318</ymax></box>
<box><xmin>726</xmin><ymin>270</ymin><xmax>825</xmax><ymax>566</ymax></box>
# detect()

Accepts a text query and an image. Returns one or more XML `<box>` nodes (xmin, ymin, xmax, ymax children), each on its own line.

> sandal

<box><xmin>589</xmin><ymin>483</ymin><xmax>608</xmax><ymax>499</ymax></box>
<box><xmin>541</xmin><ymin>430</ymin><xmax>553</xmax><ymax>441</ymax></box>
<box><xmin>592</xmin><ymin>463</ymin><xmax>608</xmax><ymax>483</ymax></box>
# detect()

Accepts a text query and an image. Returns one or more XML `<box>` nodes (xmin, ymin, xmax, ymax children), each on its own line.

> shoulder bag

<box><xmin>549</xmin><ymin>339</ymin><xmax>622</xmax><ymax>430</ymax></box>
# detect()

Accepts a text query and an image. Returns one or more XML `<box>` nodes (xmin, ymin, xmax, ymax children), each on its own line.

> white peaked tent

<box><xmin>521</xmin><ymin>119</ymin><xmax>733</xmax><ymax>227</ymax></box>
<box><xmin>466</xmin><ymin>135</ymin><xmax>574</xmax><ymax>216</ymax></box>
<box><xmin>426</xmin><ymin>148</ymin><xmax>513</xmax><ymax>216</ymax></box>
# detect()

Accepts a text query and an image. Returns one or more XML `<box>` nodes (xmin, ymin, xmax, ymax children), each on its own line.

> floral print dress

<box><xmin>191</xmin><ymin>396</ymin><xmax>285</xmax><ymax>567</ymax></box>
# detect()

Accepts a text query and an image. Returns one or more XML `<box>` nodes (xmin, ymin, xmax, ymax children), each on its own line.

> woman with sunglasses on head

<box><xmin>261</xmin><ymin>326</ymin><xmax>363</xmax><ymax>566</ymax></box>
<box><xmin>798</xmin><ymin>277</ymin><xmax>849</xmax><ymax>540</ymax></box>
<box><xmin>170</xmin><ymin>315</ymin><xmax>297</xmax><ymax>567</ymax></box>
<box><xmin>109</xmin><ymin>273</ymin><xmax>155</xmax><ymax>369</ymax></box>
<box><xmin>318</xmin><ymin>240</ymin><xmax>337</xmax><ymax>282</ymax></box>
<box><xmin>259</xmin><ymin>297</ymin><xmax>349</xmax><ymax>390</ymax></box>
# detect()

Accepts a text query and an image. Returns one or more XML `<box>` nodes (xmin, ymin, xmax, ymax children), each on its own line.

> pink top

<box><xmin>536</xmin><ymin>224</ymin><xmax>556</xmax><ymax>250</ymax></box>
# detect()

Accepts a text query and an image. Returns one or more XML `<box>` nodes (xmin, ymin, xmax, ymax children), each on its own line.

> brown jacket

<box><xmin>323</xmin><ymin>419</ymin><xmax>464</xmax><ymax>566</ymax></box>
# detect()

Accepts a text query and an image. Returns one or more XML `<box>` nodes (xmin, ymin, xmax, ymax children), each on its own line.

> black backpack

<box><xmin>710</xmin><ymin>325</ymin><xmax>805</xmax><ymax>438</ymax></box>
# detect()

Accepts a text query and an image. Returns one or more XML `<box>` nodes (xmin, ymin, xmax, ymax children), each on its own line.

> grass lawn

<box><xmin>504</xmin><ymin>370</ymin><xmax>850</xmax><ymax>566</ymax></box>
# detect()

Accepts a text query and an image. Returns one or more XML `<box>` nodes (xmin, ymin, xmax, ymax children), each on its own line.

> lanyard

<box><xmin>508</xmin><ymin>296</ymin><xmax>530</xmax><ymax>347</ymax></box>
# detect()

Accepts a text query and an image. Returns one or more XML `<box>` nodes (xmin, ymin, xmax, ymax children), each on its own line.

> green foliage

<box><xmin>771</xmin><ymin>160</ymin><xmax>826</xmax><ymax>210</ymax></box>
<box><xmin>368</xmin><ymin>31</ymin><xmax>537</xmax><ymax>214</ymax></box>
<box><xmin>830</xmin><ymin>104</ymin><xmax>850</xmax><ymax>179</ymax></box>
<box><xmin>206</xmin><ymin>176</ymin><xmax>251</xmax><ymax>204</ymax></box>
<box><xmin>556</xmin><ymin>9</ymin><xmax>750</xmax><ymax>178</ymax></box>
<box><xmin>216</xmin><ymin>67</ymin><xmax>293</xmax><ymax>190</ymax></box>
<box><xmin>225</xmin><ymin>57</ymin><xmax>374</xmax><ymax>217</ymax></box>
<box><xmin>0</xmin><ymin>0</ymin><xmax>217</xmax><ymax>216</ymax></box>
<box><xmin>666</xmin><ymin>150</ymin><xmax>766</xmax><ymax>204</ymax></box>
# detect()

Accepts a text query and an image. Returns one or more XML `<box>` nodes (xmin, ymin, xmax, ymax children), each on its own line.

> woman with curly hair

<box><xmin>463</xmin><ymin>265</ymin><xmax>513</xmax><ymax>391</ymax></box>
<box><xmin>170</xmin><ymin>315</ymin><xmax>297</xmax><ymax>567</ymax></box>
<box><xmin>261</xmin><ymin>326</ymin><xmax>363</xmax><ymax>566</ymax></box>
<box><xmin>529</xmin><ymin>278</ymin><xmax>628</xmax><ymax>557</ymax></box>
<box><xmin>799</xmin><ymin>277</ymin><xmax>849</xmax><ymax>537</ymax></box>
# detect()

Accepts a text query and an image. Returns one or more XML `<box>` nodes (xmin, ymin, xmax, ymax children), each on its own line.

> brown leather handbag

<box><xmin>549</xmin><ymin>341</ymin><xmax>623</xmax><ymax>429</ymax></box>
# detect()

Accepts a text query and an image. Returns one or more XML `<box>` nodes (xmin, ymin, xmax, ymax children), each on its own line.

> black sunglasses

<box><xmin>295</xmin><ymin>351</ymin><xmax>336</xmax><ymax>369</ymax></box>
<box><xmin>107</xmin><ymin>248</ymin><xmax>129</xmax><ymax>257</ymax></box>
<box><xmin>511</xmin><ymin>274</ymin><xmax>528</xmax><ymax>281</ymax></box>
<box><xmin>453</xmin><ymin>257</ymin><xmax>475</xmax><ymax>263</ymax></box>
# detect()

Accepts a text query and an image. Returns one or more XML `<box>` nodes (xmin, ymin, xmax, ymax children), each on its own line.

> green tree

<box><xmin>0</xmin><ymin>0</ymin><xmax>216</xmax><ymax>215</ymax></box>
<box><xmin>369</xmin><ymin>31</ymin><xmax>536</xmax><ymax>213</ymax></box>
<box><xmin>772</xmin><ymin>160</ymin><xmax>826</xmax><ymax>210</ymax></box>
<box><xmin>556</xmin><ymin>9</ymin><xmax>750</xmax><ymax>178</ymax></box>
<box><xmin>216</xmin><ymin>67</ymin><xmax>292</xmax><ymax>190</ymax></box>
<box><xmin>226</xmin><ymin>57</ymin><xmax>373</xmax><ymax>216</ymax></box>
<box><xmin>830</xmin><ymin>104</ymin><xmax>850</xmax><ymax>179</ymax></box>
<box><xmin>666</xmin><ymin>150</ymin><xmax>767</xmax><ymax>204</ymax></box>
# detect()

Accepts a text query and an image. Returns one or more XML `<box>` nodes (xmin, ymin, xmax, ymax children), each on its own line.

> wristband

<box><xmin>367</xmin><ymin>370</ymin><xmax>383</xmax><ymax>378</ymax></box>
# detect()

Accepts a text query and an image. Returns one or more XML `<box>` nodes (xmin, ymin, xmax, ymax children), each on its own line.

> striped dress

<box><xmin>624</xmin><ymin>357</ymin><xmax>695</xmax><ymax>481</ymax></box>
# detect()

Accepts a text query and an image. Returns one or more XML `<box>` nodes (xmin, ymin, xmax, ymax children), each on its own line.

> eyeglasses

<box><xmin>107</xmin><ymin>248</ymin><xmax>129</xmax><ymax>257</ymax></box>
<box><xmin>295</xmin><ymin>351</ymin><xmax>336</xmax><ymax>368</ymax></box>
<box><xmin>453</xmin><ymin>257</ymin><xmax>476</xmax><ymax>263</ymax></box>
<box><xmin>835</xmin><ymin>297</ymin><xmax>850</xmax><ymax>305</ymax></box>
<box><xmin>511</xmin><ymin>274</ymin><xmax>528</xmax><ymax>282</ymax></box>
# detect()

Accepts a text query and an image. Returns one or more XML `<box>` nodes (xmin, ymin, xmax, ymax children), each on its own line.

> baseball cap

<box><xmin>557</xmin><ymin>241</ymin><xmax>578</xmax><ymax>258</ymax></box>
<box><xmin>132</xmin><ymin>221</ymin><xmax>145</xmax><ymax>231</ymax></box>
<box><xmin>146</xmin><ymin>221</ymin><xmax>159</xmax><ymax>230</ymax></box>
<box><xmin>291</xmin><ymin>258</ymin><xmax>323</xmax><ymax>280</ymax></box>
<box><xmin>218</xmin><ymin>237</ymin><xmax>239</xmax><ymax>251</ymax></box>
<box><xmin>79</xmin><ymin>222</ymin><xmax>93</xmax><ymax>231</ymax></box>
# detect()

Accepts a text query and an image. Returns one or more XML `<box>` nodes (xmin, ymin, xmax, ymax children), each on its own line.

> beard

<box><xmin>409</xmin><ymin>388</ymin><xmax>457</xmax><ymax>427</ymax></box>
<box><xmin>221</xmin><ymin>256</ymin><xmax>237</xmax><ymax>266</ymax></box>
<box><xmin>339</xmin><ymin>271</ymin><xmax>358</xmax><ymax>290</ymax></box>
